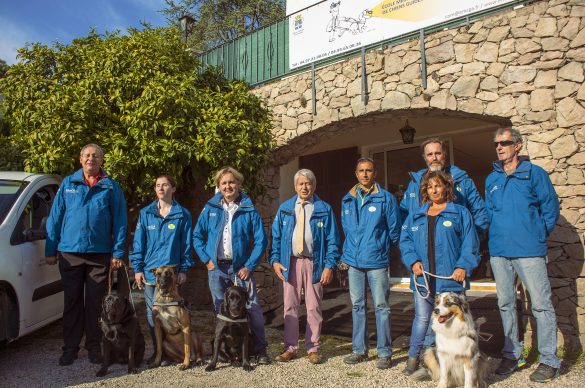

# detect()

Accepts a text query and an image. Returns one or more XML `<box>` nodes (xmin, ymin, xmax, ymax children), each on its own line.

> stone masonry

<box><xmin>250</xmin><ymin>0</ymin><xmax>585</xmax><ymax>352</ymax></box>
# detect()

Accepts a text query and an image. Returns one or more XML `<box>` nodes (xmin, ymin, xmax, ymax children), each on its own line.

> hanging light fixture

<box><xmin>399</xmin><ymin>120</ymin><xmax>416</xmax><ymax>144</ymax></box>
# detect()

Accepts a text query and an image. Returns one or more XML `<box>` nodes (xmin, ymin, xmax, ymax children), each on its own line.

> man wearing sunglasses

<box><xmin>485</xmin><ymin>127</ymin><xmax>560</xmax><ymax>383</ymax></box>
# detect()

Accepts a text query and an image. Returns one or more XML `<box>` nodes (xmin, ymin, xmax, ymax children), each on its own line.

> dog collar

<box><xmin>153</xmin><ymin>301</ymin><xmax>183</xmax><ymax>307</ymax></box>
<box><xmin>216</xmin><ymin>314</ymin><xmax>247</xmax><ymax>323</ymax></box>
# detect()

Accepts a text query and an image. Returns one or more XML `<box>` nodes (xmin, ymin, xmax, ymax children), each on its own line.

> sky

<box><xmin>0</xmin><ymin>0</ymin><xmax>170</xmax><ymax>65</ymax></box>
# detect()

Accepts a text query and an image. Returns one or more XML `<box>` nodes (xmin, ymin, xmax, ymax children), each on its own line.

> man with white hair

<box><xmin>270</xmin><ymin>169</ymin><xmax>340</xmax><ymax>364</ymax></box>
<box><xmin>486</xmin><ymin>127</ymin><xmax>560</xmax><ymax>383</ymax></box>
<box><xmin>400</xmin><ymin>138</ymin><xmax>487</xmax><ymax>238</ymax></box>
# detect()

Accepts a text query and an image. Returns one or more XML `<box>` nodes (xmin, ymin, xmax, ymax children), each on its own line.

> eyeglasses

<box><xmin>493</xmin><ymin>140</ymin><xmax>515</xmax><ymax>148</ymax></box>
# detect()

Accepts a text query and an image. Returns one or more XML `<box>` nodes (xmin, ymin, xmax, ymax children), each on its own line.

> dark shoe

<box><xmin>376</xmin><ymin>356</ymin><xmax>392</xmax><ymax>369</ymax></box>
<box><xmin>307</xmin><ymin>352</ymin><xmax>323</xmax><ymax>364</ymax></box>
<box><xmin>495</xmin><ymin>357</ymin><xmax>526</xmax><ymax>376</ymax></box>
<box><xmin>343</xmin><ymin>353</ymin><xmax>368</xmax><ymax>365</ymax></box>
<box><xmin>529</xmin><ymin>363</ymin><xmax>560</xmax><ymax>383</ymax></box>
<box><xmin>275</xmin><ymin>350</ymin><xmax>297</xmax><ymax>362</ymax></box>
<box><xmin>256</xmin><ymin>349</ymin><xmax>271</xmax><ymax>365</ymax></box>
<box><xmin>58</xmin><ymin>350</ymin><xmax>78</xmax><ymax>366</ymax></box>
<box><xmin>88</xmin><ymin>349</ymin><xmax>103</xmax><ymax>364</ymax></box>
<box><xmin>403</xmin><ymin>357</ymin><xmax>419</xmax><ymax>376</ymax></box>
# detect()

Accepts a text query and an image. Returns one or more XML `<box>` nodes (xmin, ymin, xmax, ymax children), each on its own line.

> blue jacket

<box><xmin>45</xmin><ymin>168</ymin><xmax>127</xmax><ymax>258</ymax></box>
<box><xmin>341</xmin><ymin>183</ymin><xmax>401</xmax><ymax>269</ymax></box>
<box><xmin>269</xmin><ymin>194</ymin><xmax>340</xmax><ymax>284</ymax></box>
<box><xmin>400</xmin><ymin>202</ymin><xmax>480</xmax><ymax>293</ymax></box>
<box><xmin>129</xmin><ymin>200</ymin><xmax>194</xmax><ymax>283</ymax></box>
<box><xmin>399</xmin><ymin>165</ymin><xmax>488</xmax><ymax>238</ymax></box>
<box><xmin>193</xmin><ymin>192</ymin><xmax>267</xmax><ymax>272</ymax></box>
<box><xmin>485</xmin><ymin>157</ymin><xmax>559</xmax><ymax>258</ymax></box>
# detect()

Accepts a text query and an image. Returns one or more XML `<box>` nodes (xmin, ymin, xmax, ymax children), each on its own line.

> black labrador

<box><xmin>96</xmin><ymin>293</ymin><xmax>145</xmax><ymax>376</ymax></box>
<box><xmin>206</xmin><ymin>285</ymin><xmax>253</xmax><ymax>372</ymax></box>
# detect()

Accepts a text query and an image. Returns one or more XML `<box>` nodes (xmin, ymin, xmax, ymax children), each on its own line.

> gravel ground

<box><xmin>1</xmin><ymin>292</ymin><xmax>583</xmax><ymax>388</ymax></box>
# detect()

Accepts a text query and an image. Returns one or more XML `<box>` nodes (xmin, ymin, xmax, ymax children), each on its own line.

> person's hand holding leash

<box><xmin>272</xmin><ymin>263</ymin><xmax>287</xmax><ymax>281</ymax></box>
<box><xmin>135</xmin><ymin>272</ymin><xmax>146</xmax><ymax>289</ymax></box>
<box><xmin>206</xmin><ymin>261</ymin><xmax>215</xmax><ymax>271</ymax></box>
<box><xmin>177</xmin><ymin>273</ymin><xmax>187</xmax><ymax>285</ymax></box>
<box><xmin>111</xmin><ymin>258</ymin><xmax>123</xmax><ymax>269</ymax></box>
<box><xmin>452</xmin><ymin>268</ymin><xmax>466</xmax><ymax>282</ymax></box>
<box><xmin>411</xmin><ymin>261</ymin><xmax>424</xmax><ymax>276</ymax></box>
<box><xmin>237</xmin><ymin>267</ymin><xmax>251</xmax><ymax>281</ymax></box>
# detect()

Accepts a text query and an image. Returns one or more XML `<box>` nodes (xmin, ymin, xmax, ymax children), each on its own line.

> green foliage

<box><xmin>163</xmin><ymin>0</ymin><xmax>285</xmax><ymax>52</ymax></box>
<box><xmin>0</xmin><ymin>136</ymin><xmax>24</xmax><ymax>171</ymax></box>
<box><xmin>0</xmin><ymin>27</ymin><xmax>274</xmax><ymax>208</ymax></box>
<box><xmin>0</xmin><ymin>58</ymin><xmax>8</xmax><ymax>78</ymax></box>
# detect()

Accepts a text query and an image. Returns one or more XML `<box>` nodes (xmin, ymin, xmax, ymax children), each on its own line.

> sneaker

<box><xmin>403</xmin><ymin>357</ymin><xmax>419</xmax><ymax>376</ymax></box>
<box><xmin>58</xmin><ymin>350</ymin><xmax>78</xmax><ymax>366</ymax></box>
<box><xmin>376</xmin><ymin>356</ymin><xmax>392</xmax><ymax>369</ymax></box>
<box><xmin>529</xmin><ymin>363</ymin><xmax>560</xmax><ymax>383</ymax></box>
<box><xmin>343</xmin><ymin>353</ymin><xmax>368</xmax><ymax>365</ymax></box>
<box><xmin>88</xmin><ymin>349</ymin><xmax>103</xmax><ymax>364</ymax></box>
<box><xmin>495</xmin><ymin>357</ymin><xmax>526</xmax><ymax>375</ymax></box>
<box><xmin>256</xmin><ymin>349</ymin><xmax>271</xmax><ymax>365</ymax></box>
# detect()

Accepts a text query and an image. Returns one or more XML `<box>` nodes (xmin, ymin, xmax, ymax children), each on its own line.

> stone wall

<box><xmin>251</xmin><ymin>0</ymin><xmax>585</xmax><ymax>351</ymax></box>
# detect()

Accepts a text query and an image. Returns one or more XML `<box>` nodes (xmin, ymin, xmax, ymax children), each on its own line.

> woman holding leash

<box><xmin>399</xmin><ymin>170</ymin><xmax>480</xmax><ymax>376</ymax></box>
<box><xmin>130</xmin><ymin>175</ymin><xmax>194</xmax><ymax>359</ymax></box>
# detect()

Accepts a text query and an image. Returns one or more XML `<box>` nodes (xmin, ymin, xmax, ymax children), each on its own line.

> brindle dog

<box><xmin>149</xmin><ymin>265</ymin><xmax>203</xmax><ymax>370</ymax></box>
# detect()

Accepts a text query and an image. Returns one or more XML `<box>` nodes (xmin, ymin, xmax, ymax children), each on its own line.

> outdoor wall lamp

<box><xmin>179</xmin><ymin>14</ymin><xmax>195</xmax><ymax>45</ymax></box>
<box><xmin>399</xmin><ymin>120</ymin><xmax>416</xmax><ymax>144</ymax></box>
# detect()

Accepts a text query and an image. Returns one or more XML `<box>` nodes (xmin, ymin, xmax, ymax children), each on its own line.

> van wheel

<box><xmin>0</xmin><ymin>288</ymin><xmax>18</xmax><ymax>345</ymax></box>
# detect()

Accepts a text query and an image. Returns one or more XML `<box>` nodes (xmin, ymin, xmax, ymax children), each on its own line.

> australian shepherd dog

<box><xmin>423</xmin><ymin>292</ymin><xmax>487</xmax><ymax>388</ymax></box>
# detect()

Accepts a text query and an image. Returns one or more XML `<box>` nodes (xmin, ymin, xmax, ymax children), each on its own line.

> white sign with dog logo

<box><xmin>289</xmin><ymin>0</ymin><xmax>516</xmax><ymax>69</ymax></box>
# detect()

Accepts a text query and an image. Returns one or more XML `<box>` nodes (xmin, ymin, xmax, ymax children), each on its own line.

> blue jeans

<box><xmin>490</xmin><ymin>256</ymin><xmax>560</xmax><ymax>368</ymax></box>
<box><xmin>348</xmin><ymin>266</ymin><xmax>391</xmax><ymax>358</ymax></box>
<box><xmin>208</xmin><ymin>261</ymin><xmax>267</xmax><ymax>353</ymax></box>
<box><xmin>408</xmin><ymin>290</ymin><xmax>436</xmax><ymax>358</ymax></box>
<box><xmin>144</xmin><ymin>284</ymin><xmax>156</xmax><ymax>348</ymax></box>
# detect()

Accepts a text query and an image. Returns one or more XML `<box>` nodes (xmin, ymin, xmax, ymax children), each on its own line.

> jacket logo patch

<box><xmin>283</xmin><ymin>221</ymin><xmax>287</xmax><ymax>226</ymax></box>
<box><xmin>317</xmin><ymin>221</ymin><xmax>324</xmax><ymax>228</ymax></box>
<box><xmin>168</xmin><ymin>224</ymin><xmax>176</xmax><ymax>230</ymax></box>
<box><xmin>402</xmin><ymin>225</ymin><xmax>408</xmax><ymax>230</ymax></box>
<box><xmin>443</xmin><ymin>220</ymin><xmax>453</xmax><ymax>227</ymax></box>
<box><xmin>344</xmin><ymin>209</ymin><xmax>349</xmax><ymax>214</ymax></box>
<box><xmin>147</xmin><ymin>225</ymin><xmax>157</xmax><ymax>230</ymax></box>
<box><xmin>456</xmin><ymin>185</ymin><xmax>462</xmax><ymax>192</ymax></box>
<box><xmin>368</xmin><ymin>206</ymin><xmax>376</xmax><ymax>212</ymax></box>
<box><xmin>411</xmin><ymin>226</ymin><xmax>419</xmax><ymax>231</ymax></box>
<box><xmin>409</xmin><ymin>193</ymin><xmax>415</xmax><ymax>198</ymax></box>
<box><xmin>65</xmin><ymin>188</ymin><xmax>78</xmax><ymax>193</ymax></box>
<box><xmin>209</xmin><ymin>212</ymin><xmax>217</xmax><ymax>217</ymax></box>
<box><xmin>489</xmin><ymin>185</ymin><xmax>498</xmax><ymax>193</ymax></box>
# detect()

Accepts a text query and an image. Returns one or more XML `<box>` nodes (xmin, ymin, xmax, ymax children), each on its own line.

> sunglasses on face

<box><xmin>493</xmin><ymin>140</ymin><xmax>515</xmax><ymax>148</ymax></box>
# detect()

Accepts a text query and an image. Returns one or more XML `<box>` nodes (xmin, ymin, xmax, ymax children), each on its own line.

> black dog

<box><xmin>206</xmin><ymin>285</ymin><xmax>252</xmax><ymax>372</ymax></box>
<box><xmin>96</xmin><ymin>293</ymin><xmax>146</xmax><ymax>376</ymax></box>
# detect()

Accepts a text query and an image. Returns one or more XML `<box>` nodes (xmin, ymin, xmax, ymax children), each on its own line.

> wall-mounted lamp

<box><xmin>399</xmin><ymin>120</ymin><xmax>416</xmax><ymax>144</ymax></box>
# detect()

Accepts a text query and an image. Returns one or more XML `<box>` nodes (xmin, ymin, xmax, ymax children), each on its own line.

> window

<box><xmin>11</xmin><ymin>185</ymin><xmax>58</xmax><ymax>245</ymax></box>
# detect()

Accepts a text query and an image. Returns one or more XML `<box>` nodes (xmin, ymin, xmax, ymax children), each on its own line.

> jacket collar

<box><xmin>70</xmin><ymin>168</ymin><xmax>111</xmax><ymax>186</ymax></box>
<box><xmin>207</xmin><ymin>191</ymin><xmax>254</xmax><ymax>210</ymax></box>
<box><xmin>145</xmin><ymin>200</ymin><xmax>183</xmax><ymax>218</ymax></box>
<box><xmin>282</xmin><ymin>193</ymin><xmax>327</xmax><ymax>213</ymax></box>
<box><xmin>409</xmin><ymin>165</ymin><xmax>467</xmax><ymax>183</ymax></box>
<box><xmin>344</xmin><ymin>183</ymin><xmax>381</xmax><ymax>199</ymax></box>
<box><xmin>412</xmin><ymin>202</ymin><xmax>459</xmax><ymax>220</ymax></box>
<box><xmin>492</xmin><ymin>156</ymin><xmax>531</xmax><ymax>175</ymax></box>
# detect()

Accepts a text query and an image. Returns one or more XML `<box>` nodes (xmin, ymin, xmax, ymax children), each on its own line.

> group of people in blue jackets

<box><xmin>46</xmin><ymin>126</ymin><xmax>561</xmax><ymax>383</ymax></box>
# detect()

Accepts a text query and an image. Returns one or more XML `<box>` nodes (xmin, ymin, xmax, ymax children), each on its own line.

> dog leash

<box><xmin>415</xmin><ymin>270</ymin><xmax>467</xmax><ymax>300</ymax></box>
<box><xmin>106</xmin><ymin>262</ymin><xmax>137</xmax><ymax>315</ymax></box>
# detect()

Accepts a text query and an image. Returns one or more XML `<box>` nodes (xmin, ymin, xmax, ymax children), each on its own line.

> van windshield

<box><xmin>0</xmin><ymin>180</ymin><xmax>27</xmax><ymax>225</ymax></box>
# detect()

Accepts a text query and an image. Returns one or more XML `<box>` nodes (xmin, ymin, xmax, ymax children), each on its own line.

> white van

<box><xmin>0</xmin><ymin>172</ymin><xmax>63</xmax><ymax>343</ymax></box>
